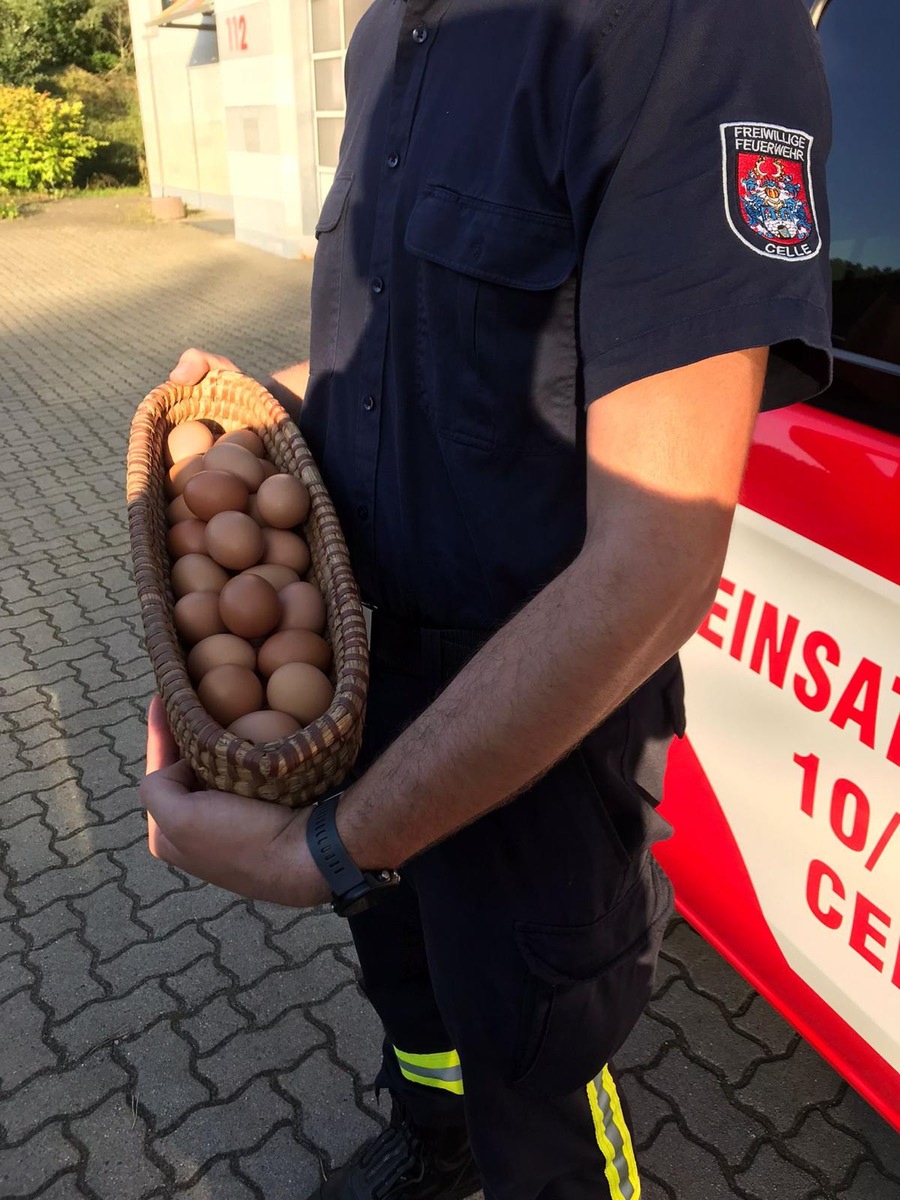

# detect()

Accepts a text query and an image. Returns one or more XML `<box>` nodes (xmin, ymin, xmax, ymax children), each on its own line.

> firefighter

<box><xmin>142</xmin><ymin>0</ymin><xmax>832</xmax><ymax>1195</ymax></box>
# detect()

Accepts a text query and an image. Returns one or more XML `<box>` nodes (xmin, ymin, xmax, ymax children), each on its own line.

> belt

<box><xmin>366</xmin><ymin>606</ymin><xmax>491</xmax><ymax>688</ymax></box>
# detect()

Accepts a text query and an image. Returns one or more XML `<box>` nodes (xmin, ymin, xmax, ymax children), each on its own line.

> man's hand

<box><xmin>142</xmin><ymin>697</ymin><xmax>329</xmax><ymax>908</ymax></box>
<box><xmin>169</xmin><ymin>348</ymin><xmax>241</xmax><ymax>386</ymax></box>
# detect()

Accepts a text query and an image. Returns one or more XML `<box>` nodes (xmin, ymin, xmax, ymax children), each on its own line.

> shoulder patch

<box><xmin>720</xmin><ymin>122</ymin><xmax>821</xmax><ymax>261</ymax></box>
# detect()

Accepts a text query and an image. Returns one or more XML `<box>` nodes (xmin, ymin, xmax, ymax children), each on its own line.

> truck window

<box><xmin>814</xmin><ymin>0</ymin><xmax>900</xmax><ymax>432</ymax></box>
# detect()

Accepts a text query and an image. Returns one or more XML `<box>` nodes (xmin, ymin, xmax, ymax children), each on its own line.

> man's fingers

<box><xmin>139</xmin><ymin>759</ymin><xmax>197</xmax><ymax>833</ymax></box>
<box><xmin>169</xmin><ymin>348</ymin><xmax>239</xmax><ymax>386</ymax></box>
<box><xmin>146</xmin><ymin>694</ymin><xmax>180</xmax><ymax>773</ymax></box>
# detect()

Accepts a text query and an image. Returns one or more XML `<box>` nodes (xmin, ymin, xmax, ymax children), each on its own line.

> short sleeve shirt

<box><xmin>300</xmin><ymin>0</ymin><xmax>833</xmax><ymax>630</ymax></box>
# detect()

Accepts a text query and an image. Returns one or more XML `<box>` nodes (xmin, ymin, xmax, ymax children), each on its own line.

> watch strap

<box><xmin>307</xmin><ymin>793</ymin><xmax>366</xmax><ymax>896</ymax></box>
<box><xmin>306</xmin><ymin>793</ymin><xmax>401</xmax><ymax>917</ymax></box>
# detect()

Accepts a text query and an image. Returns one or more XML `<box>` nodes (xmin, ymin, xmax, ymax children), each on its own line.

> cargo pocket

<box><xmin>405</xmin><ymin>184</ymin><xmax>578</xmax><ymax>453</ymax></box>
<box><xmin>512</xmin><ymin>860</ymin><xmax>673</xmax><ymax>1096</ymax></box>
<box><xmin>309</xmin><ymin>173</ymin><xmax>353</xmax><ymax>377</ymax></box>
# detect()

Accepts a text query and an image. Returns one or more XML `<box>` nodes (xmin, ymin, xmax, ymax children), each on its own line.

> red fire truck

<box><xmin>658</xmin><ymin>0</ymin><xmax>900</xmax><ymax>1131</ymax></box>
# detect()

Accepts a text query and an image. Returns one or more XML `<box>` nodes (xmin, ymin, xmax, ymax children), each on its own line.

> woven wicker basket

<box><xmin>126</xmin><ymin>370</ymin><xmax>368</xmax><ymax>805</ymax></box>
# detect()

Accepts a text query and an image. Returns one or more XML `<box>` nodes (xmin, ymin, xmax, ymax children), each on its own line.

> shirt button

<box><xmin>372</xmin><ymin>277</ymin><xmax>384</xmax><ymax>294</ymax></box>
<box><xmin>363</xmin><ymin>395</ymin><xmax>376</xmax><ymax>412</ymax></box>
<box><xmin>387</xmin><ymin>152</ymin><xmax>400</xmax><ymax>169</ymax></box>
<box><xmin>357</xmin><ymin>505</ymin><xmax>369</xmax><ymax>520</ymax></box>
<box><xmin>412</xmin><ymin>24</ymin><xmax>427</xmax><ymax>43</ymax></box>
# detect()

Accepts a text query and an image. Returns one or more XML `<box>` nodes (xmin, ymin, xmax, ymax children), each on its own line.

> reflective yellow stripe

<box><xmin>393</xmin><ymin>1046</ymin><xmax>464</xmax><ymax>1095</ymax></box>
<box><xmin>601</xmin><ymin>1065</ymin><xmax>640</xmax><ymax>1198</ymax></box>
<box><xmin>587</xmin><ymin>1078</ymin><xmax>629</xmax><ymax>1200</ymax></box>
<box><xmin>397</xmin><ymin>1064</ymin><xmax>465</xmax><ymax>1095</ymax></box>
<box><xmin>394</xmin><ymin>1047</ymin><xmax>461</xmax><ymax>1071</ymax></box>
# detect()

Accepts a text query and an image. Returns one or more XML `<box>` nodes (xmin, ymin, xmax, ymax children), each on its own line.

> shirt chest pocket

<box><xmin>405</xmin><ymin>185</ymin><xmax>578</xmax><ymax>454</ymax></box>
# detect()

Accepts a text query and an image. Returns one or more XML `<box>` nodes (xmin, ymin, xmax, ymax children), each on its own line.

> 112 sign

<box><xmin>225</xmin><ymin>13</ymin><xmax>248</xmax><ymax>52</ymax></box>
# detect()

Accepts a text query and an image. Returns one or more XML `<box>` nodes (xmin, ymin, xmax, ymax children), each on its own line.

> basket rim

<box><xmin>126</xmin><ymin>370</ymin><xmax>368</xmax><ymax>800</ymax></box>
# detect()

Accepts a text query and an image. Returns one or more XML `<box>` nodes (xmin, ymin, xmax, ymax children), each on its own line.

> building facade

<box><xmin>130</xmin><ymin>0</ymin><xmax>369</xmax><ymax>256</ymax></box>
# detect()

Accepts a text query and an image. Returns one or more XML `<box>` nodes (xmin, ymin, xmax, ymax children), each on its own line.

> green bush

<box><xmin>0</xmin><ymin>187</ymin><xmax>20</xmax><ymax>217</ymax></box>
<box><xmin>49</xmin><ymin>65</ymin><xmax>145</xmax><ymax>186</ymax></box>
<box><xmin>0</xmin><ymin>83</ymin><xmax>99</xmax><ymax>191</ymax></box>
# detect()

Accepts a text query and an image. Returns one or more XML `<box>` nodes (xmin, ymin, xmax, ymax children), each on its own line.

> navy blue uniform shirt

<box><xmin>300</xmin><ymin>0</ymin><xmax>833</xmax><ymax>630</ymax></box>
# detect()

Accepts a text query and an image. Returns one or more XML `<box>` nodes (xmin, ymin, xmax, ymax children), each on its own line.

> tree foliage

<box><xmin>0</xmin><ymin>0</ymin><xmax>132</xmax><ymax>88</ymax></box>
<box><xmin>0</xmin><ymin>83</ymin><xmax>99</xmax><ymax>192</ymax></box>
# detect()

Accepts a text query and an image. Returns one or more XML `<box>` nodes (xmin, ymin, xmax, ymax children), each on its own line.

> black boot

<box><xmin>304</xmin><ymin>1097</ymin><xmax>482</xmax><ymax>1200</ymax></box>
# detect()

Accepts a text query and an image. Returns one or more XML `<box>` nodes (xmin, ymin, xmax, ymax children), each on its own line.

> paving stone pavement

<box><xmin>1</xmin><ymin>195</ymin><xmax>898</xmax><ymax>1199</ymax></box>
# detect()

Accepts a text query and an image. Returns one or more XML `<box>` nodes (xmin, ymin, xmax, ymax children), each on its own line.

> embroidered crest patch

<box><xmin>721</xmin><ymin>122</ymin><xmax>821</xmax><ymax>260</ymax></box>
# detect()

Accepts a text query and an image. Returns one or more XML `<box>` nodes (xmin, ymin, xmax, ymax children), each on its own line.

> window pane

<box><xmin>317</xmin><ymin>117</ymin><xmax>345</xmax><ymax>168</ymax></box>
<box><xmin>311</xmin><ymin>0</ymin><xmax>342</xmax><ymax>52</ymax></box>
<box><xmin>314</xmin><ymin>57</ymin><xmax>345</xmax><ymax>113</ymax></box>
<box><xmin>818</xmin><ymin>0</ymin><xmax>900</xmax><ymax>368</ymax></box>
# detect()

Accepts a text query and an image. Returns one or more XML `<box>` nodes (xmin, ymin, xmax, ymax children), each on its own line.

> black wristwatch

<box><xmin>306</xmin><ymin>792</ymin><xmax>401</xmax><ymax>918</ymax></box>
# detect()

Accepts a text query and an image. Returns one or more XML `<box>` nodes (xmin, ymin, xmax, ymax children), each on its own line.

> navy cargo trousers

<box><xmin>346</xmin><ymin>617</ymin><xmax>683</xmax><ymax>1200</ymax></box>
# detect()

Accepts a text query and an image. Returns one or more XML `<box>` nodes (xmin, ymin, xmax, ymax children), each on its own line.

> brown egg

<box><xmin>167</xmin><ymin>494</ymin><xmax>195</xmax><ymax>524</ymax></box>
<box><xmin>267</xmin><ymin>662</ymin><xmax>334</xmax><ymax>725</ymax></box>
<box><xmin>217</xmin><ymin>428</ymin><xmax>266</xmax><ymax>457</ymax></box>
<box><xmin>243</xmin><ymin>563</ymin><xmax>299</xmax><ymax>591</ymax></box>
<box><xmin>165</xmin><ymin>453</ymin><xmax>205</xmax><ymax>498</ymax></box>
<box><xmin>173</xmin><ymin>592</ymin><xmax>227</xmax><ymax>644</ymax></box>
<box><xmin>204</xmin><ymin>442</ymin><xmax>266</xmax><ymax>492</ymax></box>
<box><xmin>198</xmin><ymin>664</ymin><xmax>264</xmax><ymax>727</ymax></box>
<box><xmin>170</xmin><ymin>554</ymin><xmax>230</xmax><ymax>599</ymax></box>
<box><xmin>187</xmin><ymin>633</ymin><xmax>256</xmax><ymax>682</ymax></box>
<box><xmin>257</xmin><ymin>629</ymin><xmax>332</xmax><ymax>678</ymax></box>
<box><xmin>262</xmin><ymin>529</ymin><xmax>311</xmax><ymax>575</ymax></box>
<box><xmin>259</xmin><ymin>459</ymin><xmax>280</xmax><ymax>480</ymax></box>
<box><xmin>256</xmin><ymin>475</ymin><xmax>311</xmax><ymax>529</ymax></box>
<box><xmin>218</xmin><ymin>574</ymin><xmax>281</xmax><ymax>639</ymax></box>
<box><xmin>184</xmin><ymin>470</ymin><xmax>249</xmax><ymax>520</ymax></box>
<box><xmin>279</xmin><ymin>581</ymin><xmax>326</xmax><ymax>633</ymax></box>
<box><xmin>205</xmin><ymin>511</ymin><xmax>264</xmax><ymax>571</ymax></box>
<box><xmin>228</xmin><ymin>710</ymin><xmax>302</xmax><ymax>741</ymax></box>
<box><xmin>167</xmin><ymin>519</ymin><xmax>208</xmax><ymax>559</ymax></box>
<box><xmin>247</xmin><ymin>494</ymin><xmax>266</xmax><ymax>526</ymax></box>
<box><xmin>167</xmin><ymin>420</ymin><xmax>215</xmax><ymax>465</ymax></box>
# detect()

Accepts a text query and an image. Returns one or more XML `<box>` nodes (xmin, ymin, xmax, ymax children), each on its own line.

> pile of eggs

<box><xmin>164</xmin><ymin>419</ymin><xmax>334</xmax><ymax>743</ymax></box>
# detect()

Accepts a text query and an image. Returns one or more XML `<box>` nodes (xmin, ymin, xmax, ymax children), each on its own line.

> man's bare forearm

<box><xmin>335</xmin><ymin>500</ymin><xmax>725</xmax><ymax>871</ymax></box>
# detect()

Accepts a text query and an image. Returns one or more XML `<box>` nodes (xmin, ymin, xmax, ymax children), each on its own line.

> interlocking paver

<box><xmin>72</xmin><ymin>1092</ymin><xmax>166</xmax><ymax>1200</ymax></box>
<box><xmin>177</xmin><ymin>1159</ymin><xmax>258</xmax><ymax>1200</ymax></box>
<box><xmin>837</xmin><ymin>1161</ymin><xmax>900</xmax><ymax>1199</ymax></box>
<box><xmin>154</xmin><ymin>1076</ymin><xmax>293</xmax><ymax>1184</ymax></box>
<box><xmin>0</xmin><ymin>1049</ymin><xmax>128</xmax><ymax>1142</ymax></box>
<box><xmin>164</xmin><ymin>954</ymin><xmax>231</xmax><ymax>1010</ymax></box>
<box><xmin>139</xmin><ymin>885</ymin><xmax>241</xmax><ymax>938</ymax></box>
<box><xmin>310</xmin><ymin>982</ymin><xmax>385</xmax><ymax>1085</ymax></box>
<box><xmin>616</xmin><ymin>1071</ymin><xmax>676</xmax><ymax>1150</ymax></box>
<box><xmin>236</xmin><ymin>951</ymin><xmax>354</xmax><ymax>1023</ymax></box>
<box><xmin>0</xmin><ymin>1120</ymin><xmax>80</xmax><ymax>1197</ymax></box>
<box><xmin>0</xmin><ymin>196</ymin><xmax>895</xmax><ymax>1200</ymax></box>
<box><xmin>644</xmin><ymin>1045</ymin><xmax>768</xmax><ymax>1163</ymax></box>
<box><xmin>116</xmin><ymin>1020</ymin><xmax>211</xmax><ymax>1133</ymax></box>
<box><xmin>195</xmin><ymin>1005</ymin><xmax>323</xmax><ymax>1098</ymax></box>
<box><xmin>3</xmin><ymin>813</ymin><xmax>66</xmax><ymax>881</ymax></box>
<box><xmin>281</xmin><ymin>1048</ymin><xmax>382</xmax><ymax>1170</ymax></box>
<box><xmin>54</xmin><ymin>978</ymin><xmax>176</xmax><ymax>1058</ymax></box>
<box><xmin>31</xmin><ymin>930</ymin><xmax>106</xmax><ymax>1020</ymax></box>
<box><xmin>733</xmin><ymin>1141</ymin><xmax>821</xmax><ymax>1200</ymax></box>
<box><xmin>180</xmin><ymin>994</ymin><xmax>248</xmax><ymax>1056</ymax></box>
<box><xmin>237</xmin><ymin>1124</ymin><xmax>322</xmax><ymax>1200</ymax></box>
<box><xmin>649</xmin><ymin>979</ymin><xmax>770</xmax><ymax>1083</ymax></box>
<box><xmin>640</xmin><ymin>1120</ymin><xmax>737</xmax><ymax>1200</ymax></box>
<box><xmin>736</xmin><ymin>1040</ymin><xmax>846</xmax><ymax>1134</ymax></box>
<box><xmin>96</xmin><ymin>926</ymin><xmax>211</xmax><ymax>994</ymax></box>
